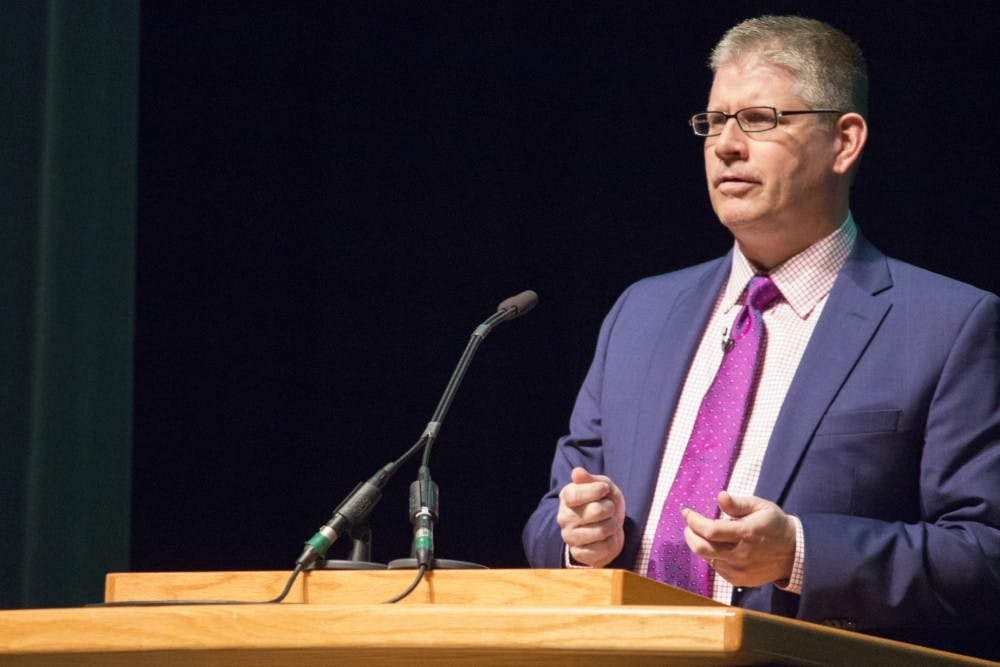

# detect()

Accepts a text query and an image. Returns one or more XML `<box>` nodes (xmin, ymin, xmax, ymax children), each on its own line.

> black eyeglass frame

<box><xmin>689</xmin><ymin>106</ymin><xmax>843</xmax><ymax>137</ymax></box>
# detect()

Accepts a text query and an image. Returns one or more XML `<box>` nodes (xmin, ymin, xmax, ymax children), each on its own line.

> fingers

<box><xmin>576</xmin><ymin>496</ymin><xmax>618</xmax><ymax>524</ymax></box>
<box><xmin>560</xmin><ymin>511</ymin><xmax>619</xmax><ymax>548</ymax></box>
<box><xmin>557</xmin><ymin>494</ymin><xmax>617</xmax><ymax>532</ymax></box>
<box><xmin>716</xmin><ymin>490</ymin><xmax>760</xmax><ymax>519</ymax></box>
<box><xmin>560</xmin><ymin>467</ymin><xmax>620</xmax><ymax>508</ymax></box>
<box><xmin>681</xmin><ymin>496</ymin><xmax>797</xmax><ymax>587</ymax></box>
<box><xmin>556</xmin><ymin>467</ymin><xmax>627</xmax><ymax>567</ymax></box>
<box><xmin>682</xmin><ymin>506</ymin><xmax>742</xmax><ymax>545</ymax></box>
<box><xmin>557</xmin><ymin>467</ymin><xmax>618</xmax><ymax>530</ymax></box>
<box><xmin>560</xmin><ymin>478</ymin><xmax>610</xmax><ymax>508</ymax></box>
<box><xmin>568</xmin><ymin>533</ymin><xmax>621</xmax><ymax>566</ymax></box>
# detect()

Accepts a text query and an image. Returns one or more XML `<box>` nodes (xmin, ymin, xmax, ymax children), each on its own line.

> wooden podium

<box><xmin>0</xmin><ymin>569</ymin><xmax>990</xmax><ymax>665</ymax></box>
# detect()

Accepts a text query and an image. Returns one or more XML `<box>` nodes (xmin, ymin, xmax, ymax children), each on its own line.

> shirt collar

<box><xmin>723</xmin><ymin>213</ymin><xmax>858</xmax><ymax>319</ymax></box>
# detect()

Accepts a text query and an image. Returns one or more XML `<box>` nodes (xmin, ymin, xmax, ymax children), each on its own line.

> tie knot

<box><xmin>746</xmin><ymin>275</ymin><xmax>781</xmax><ymax>311</ymax></box>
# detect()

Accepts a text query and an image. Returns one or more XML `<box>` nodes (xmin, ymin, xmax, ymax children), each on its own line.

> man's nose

<box><xmin>713</xmin><ymin>116</ymin><xmax>748</xmax><ymax>158</ymax></box>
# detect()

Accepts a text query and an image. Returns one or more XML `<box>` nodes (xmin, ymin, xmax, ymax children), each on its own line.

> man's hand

<box><xmin>683</xmin><ymin>491</ymin><xmax>796</xmax><ymax>587</ymax></box>
<box><xmin>556</xmin><ymin>467</ymin><xmax>626</xmax><ymax>568</ymax></box>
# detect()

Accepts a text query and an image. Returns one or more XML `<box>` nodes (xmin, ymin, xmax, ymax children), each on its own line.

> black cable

<box><xmin>267</xmin><ymin>563</ymin><xmax>304</xmax><ymax>603</ymax></box>
<box><xmin>397</xmin><ymin>434</ymin><xmax>429</xmax><ymax>469</ymax></box>
<box><xmin>383</xmin><ymin>564</ymin><xmax>428</xmax><ymax>604</ymax></box>
<box><xmin>88</xmin><ymin>564</ymin><xmax>304</xmax><ymax>607</ymax></box>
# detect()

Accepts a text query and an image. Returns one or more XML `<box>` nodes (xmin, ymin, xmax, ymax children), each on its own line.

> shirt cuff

<box><xmin>563</xmin><ymin>544</ymin><xmax>592</xmax><ymax>568</ymax></box>
<box><xmin>774</xmin><ymin>514</ymin><xmax>804</xmax><ymax>595</ymax></box>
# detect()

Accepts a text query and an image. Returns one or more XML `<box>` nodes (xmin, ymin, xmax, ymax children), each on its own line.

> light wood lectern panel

<box><xmin>0</xmin><ymin>569</ymin><xmax>989</xmax><ymax>666</ymax></box>
<box><xmin>105</xmin><ymin>567</ymin><xmax>719</xmax><ymax>607</ymax></box>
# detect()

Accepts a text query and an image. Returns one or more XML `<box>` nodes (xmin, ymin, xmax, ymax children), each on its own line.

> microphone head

<box><xmin>496</xmin><ymin>290</ymin><xmax>538</xmax><ymax>320</ymax></box>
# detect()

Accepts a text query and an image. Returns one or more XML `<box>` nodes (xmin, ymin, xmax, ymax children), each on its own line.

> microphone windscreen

<box><xmin>497</xmin><ymin>290</ymin><xmax>538</xmax><ymax>319</ymax></box>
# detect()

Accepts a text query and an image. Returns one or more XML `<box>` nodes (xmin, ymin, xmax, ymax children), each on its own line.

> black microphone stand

<box><xmin>309</xmin><ymin>523</ymin><xmax>387</xmax><ymax>570</ymax></box>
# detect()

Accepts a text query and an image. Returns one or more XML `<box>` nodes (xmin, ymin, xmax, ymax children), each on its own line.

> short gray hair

<box><xmin>710</xmin><ymin>16</ymin><xmax>868</xmax><ymax>118</ymax></box>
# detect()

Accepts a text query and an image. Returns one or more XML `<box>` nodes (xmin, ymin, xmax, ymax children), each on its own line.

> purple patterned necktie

<box><xmin>646</xmin><ymin>275</ymin><xmax>781</xmax><ymax>595</ymax></box>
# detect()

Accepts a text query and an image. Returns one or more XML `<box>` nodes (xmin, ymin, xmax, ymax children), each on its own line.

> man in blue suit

<box><xmin>523</xmin><ymin>15</ymin><xmax>999</xmax><ymax>656</ymax></box>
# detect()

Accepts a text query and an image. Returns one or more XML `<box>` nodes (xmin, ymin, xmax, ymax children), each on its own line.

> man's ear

<box><xmin>832</xmin><ymin>112</ymin><xmax>867</xmax><ymax>175</ymax></box>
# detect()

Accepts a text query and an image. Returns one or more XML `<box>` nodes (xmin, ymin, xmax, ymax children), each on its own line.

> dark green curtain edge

<box><xmin>1</xmin><ymin>0</ymin><xmax>138</xmax><ymax>609</ymax></box>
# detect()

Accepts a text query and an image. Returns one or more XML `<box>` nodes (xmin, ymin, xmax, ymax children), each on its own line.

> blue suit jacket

<box><xmin>523</xmin><ymin>234</ymin><xmax>1000</xmax><ymax>639</ymax></box>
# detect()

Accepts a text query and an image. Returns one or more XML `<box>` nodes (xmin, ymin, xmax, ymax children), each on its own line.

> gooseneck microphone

<box><xmin>396</xmin><ymin>289</ymin><xmax>538</xmax><ymax>572</ymax></box>
<box><xmin>296</xmin><ymin>290</ymin><xmax>538</xmax><ymax>574</ymax></box>
<box><xmin>419</xmin><ymin>289</ymin><xmax>538</xmax><ymax>458</ymax></box>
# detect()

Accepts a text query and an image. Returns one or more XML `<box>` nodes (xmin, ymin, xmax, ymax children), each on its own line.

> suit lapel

<box><xmin>754</xmin><ymin>235</ymin><xmax>894</xmax><ymax>504</ymax></box>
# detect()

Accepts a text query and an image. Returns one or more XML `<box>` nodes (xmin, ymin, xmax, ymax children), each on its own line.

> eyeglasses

<box><xmin>689</xmin><ymin>106</ymin><xmax>842</xmax><ymax>137</ymax></box>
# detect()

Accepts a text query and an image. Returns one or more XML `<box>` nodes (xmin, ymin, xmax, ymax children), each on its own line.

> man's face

<box><xmin>704</xmin><ymin>60</ymin><xmax>841</xmax><ymax>251</ymax></box>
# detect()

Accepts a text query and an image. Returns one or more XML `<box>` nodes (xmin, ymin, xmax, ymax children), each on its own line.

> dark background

<box><xmin>132</xmin><ymin>2</ymin><xmax>999</xmax><ymax>573</ymax></box>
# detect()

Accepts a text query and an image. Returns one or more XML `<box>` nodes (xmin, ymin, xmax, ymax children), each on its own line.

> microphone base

<box><xmin>307</xmin><ymin>559</ymin><xmax>388</xmax><ymax>570</ymax></box>
<box><xmin>386</xmin><ymin>557</ymin><xmax>487</xmax><ymax>570</ymax></box>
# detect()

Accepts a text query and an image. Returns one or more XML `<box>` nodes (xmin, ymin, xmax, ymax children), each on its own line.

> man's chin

<box><xmin>713</xmin><ymin>206</ymin><xmax>763</xmax><ymax>233</ymax></box>
<box><xmin>711</xmin><ymin>194</ymin><xmax>760</xmax><ymax>223</ymax></box>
